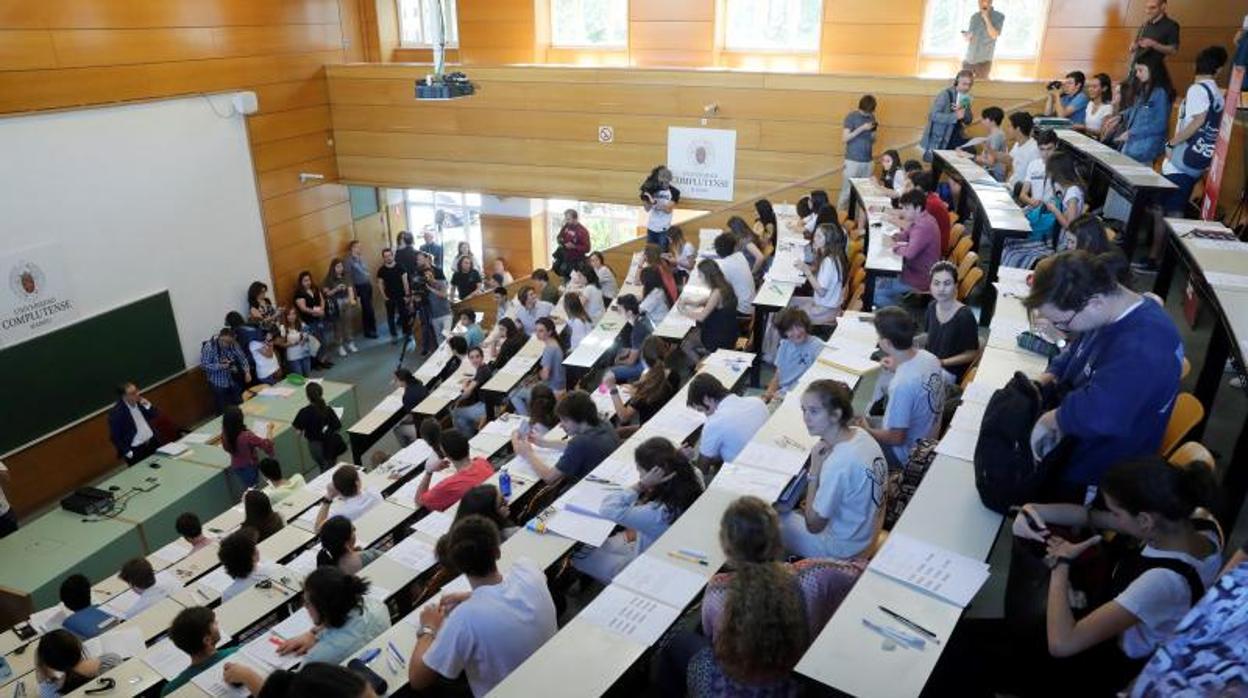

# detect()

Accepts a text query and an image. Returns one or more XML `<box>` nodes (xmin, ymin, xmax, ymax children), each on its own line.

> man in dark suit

<box><xmin>108</xmin><ymin>382</ymin><xmax>161</xmax><ymax>465</ymax></box>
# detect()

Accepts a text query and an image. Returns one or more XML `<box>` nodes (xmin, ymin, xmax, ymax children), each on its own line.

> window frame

<box><xmin>917</xmin><ymin>0</ymin><xmax>1049</xmax><ymax>61</ymax></box>
<box><xmin>548</xmin><ymin>0</ymin><xmax>630</xmax><ymax>50</ymax></box>
<box><xmin>396</xmin><ymin>0</ymin><xmax>460</xmax><ymax>49</ymax></box>
<box><xmin>720</xmin><ymin>0</ymin><xmax>825</xmax><ymax>55</ymax></box>
<box><xmin>404</xmin><ymin>189</ymin><xmax>481</xmax><ymax>277</ymax></box>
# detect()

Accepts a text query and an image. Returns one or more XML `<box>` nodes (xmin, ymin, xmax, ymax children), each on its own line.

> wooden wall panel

<box><xmin>0</xmin><ymin>0</ymin><xmax>356</xmax><ymax>515</ymax></box>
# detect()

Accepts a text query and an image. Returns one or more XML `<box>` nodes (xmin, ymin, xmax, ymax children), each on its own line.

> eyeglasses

<box><xmin>1049</xmin><ymin>300</ymin><xmax>1089</xmax><ymax>331</ymax></box>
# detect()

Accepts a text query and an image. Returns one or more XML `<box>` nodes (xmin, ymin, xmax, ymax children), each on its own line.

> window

<box><xmin>398</xmin><ymin>0</ymin><xmax>459</xmax><ymax>47</ymax></box>
<box><xmin>550</xmin><ymin>0</ymin><xmax>628</xmax><ymax>48</ymax></box>
<box><xmin>405</xmin><ymin>189</ymin><xmax>481</xmax><ymax>276</ymax></box>
<box><xmin>919</xmin><ymin>0</ymin><xmax>1047</xmax><ymax>60</ymax></box>
<box><xmin>545</xmin><ymin>199</ymin><xmax>644</xmax><ymax>254</ymax></box>
<box><xmin>723</xmin><ymin>0</ymin><xmax>823</xmax><ymax>53</ymax></box>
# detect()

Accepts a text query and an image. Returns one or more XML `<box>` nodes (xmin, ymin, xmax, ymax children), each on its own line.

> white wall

<box><xmin>0</xmin><ymin>94</ymin><xmax>271</xmax><ymax>366</ymax></box>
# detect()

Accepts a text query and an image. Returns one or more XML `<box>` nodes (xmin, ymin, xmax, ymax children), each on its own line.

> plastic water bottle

<box><xmin>499</xmin><ymin>468</ymin><xmax>512</xmax><ymax>499</ymax></box>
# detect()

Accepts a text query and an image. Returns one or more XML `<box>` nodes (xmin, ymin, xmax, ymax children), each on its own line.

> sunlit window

<box><xmin>397</xmin><ymin>0</ymin><xmax>459</xmax><ymax>47</ymax></box>
<box><xmin>404</xmin><ymin>189</ymin><xmax>481</xmax><ymax>277</ymax></box>
<box><xmin>723</xmin><ymin>0</ymin><xmax>823</xmax><ymax>53</ymax></box>
<box><xmin>919</xmin><ymin>0</ymin><xmax>1047</xmax><ymax>59</ymax></box>
<box><xmin>550</xmin><ymin>0</ymin><xmax>628</xmax><ymax>48</ymax></box>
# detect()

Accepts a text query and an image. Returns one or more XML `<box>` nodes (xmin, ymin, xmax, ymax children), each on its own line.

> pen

<box><xmin>862</xmin><ymin>618</ymin><xmax>925</xmax><ymax>650</ymax></box>
<box><xmin>387</xmin><ymin>641</ymin><xmax>407</xmax><ymax>667</ymax></box>
<box><xmin>359</xmin><ymin>647</ymin><xmax>382</xmax><ymax>664</ymax></box>
<box><xmin>878</xmin><ymin>606</ymin><xmax>941</xmax><ymax>644</ymax></box>
<box><xmin>667</xmin><ymin>550</ymin><xmax>709</xmax><ymax>566</ymax></box>
<box><xmin>678</xmin><ymin>548</ymin><xmax>708</xmax><ymax>560</ymax></box>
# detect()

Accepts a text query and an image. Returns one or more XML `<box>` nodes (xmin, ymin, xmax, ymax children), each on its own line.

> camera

<box><xmin>1047</xmin><ymin>80</ymin><xmax>1062</xmax><ymax>91</ymax></box>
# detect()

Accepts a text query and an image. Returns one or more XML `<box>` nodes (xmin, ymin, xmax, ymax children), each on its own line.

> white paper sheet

<box><xmin>385</xmin><ymin>535</ymin><xmax>438</xmax><ymax>573</ymax></box>
<box><xmin>197</xmin><ymin>567</ymin><xmax>235</xmax><ymax>595</ymax></box>
<box><xmin>143</xmin><ymin>638</ymin><xmax>193</xmax><ymax>680</ymax></box>
<box><xmin>333</xmin><ymin>406</ymin><xmax>345</xmax><ymax>420</ymax></box>
<box><xmin>557</xmin><ymin>480</ymin><xmax>620</xmax><ymax>518</ymax></box>
<box><xmin>257</xmin><ymin>386</ymin><xmax>295</xmax><ymax>398</ymax></box>
<box><xmin>545</xmin><ymin>507</ymin><xmax>617</xmax><ymax>547</ymax></box>
<box><xmin>869</xmin><ymin>532</ymin><xmax>990</xmax><ymax>608</ymax></box>
<box><xmin>404</xmin><ymin>576</ymin><xmax>474</xmax><ymax>627</ymax></box>
<box><xmin>181</xmin><ymin>432</ymin><xmax>213</xmax><ymax>445</ymax></box>
<box><xmin>100</xmin><ymin>589</ymin><xmax>139</xmax><ymax>618</ymax></box>
<box><xmin>150</xmin><ymin>538</ymin><xmax>193</xmax><ymax>568</ymax></box>
<box><xmin>283</xmin><ymin>547</ymin><xmax>320</xmax><ymax>580</ymax></box>
<box><xmin>614</xmin><ymin>555</ymin><xmax>708</xmax><ymax>610</ymax></box>
<box><xmin>192</xmin><ymin>651</ymin><xmax>272</xmax><ymax>697</ymax></box>
<box><xmin>950</xmin><ymin>400</ymin><xmax>989</xmax><ymax>432</ymax></box>
<box><xmin>481</xmin><ymin>415</ymin><xmax>525</xmax><ymax>436</ymax></box>
<box><xmin>579</xmin><ymin>585</ymin><xmax>683</xmax><ymax>646</ymax></box>
<box><xmin>156</xmin><ymin>442</ymin><xmax>189</xmax><ymax>456</ymax></box>
<box><xmin>734</xmin><ymin>441</ymin><xmax>810</xmax><ymax>477</ymax></box>
<box><xmin>85</xmin><ymin>627</ymin><xmax>144</xmax><ymax>659</ymax></box>
<box><xmin>591</xmin><ymin>457</ymin><xmax>640</xmax><ymax>487</ymax></box>
<box><xmin>414</xmin><ymin>509</ymin><xmax>456</xmax><ymax>539</ymax></box>
<box><xmin>710</xmin><ymin>462</ymin><xmax>793</xmax><ymax>502</ymax></box>
<box><xmin>383</xmin><ymin>440</ymin><xmax>437</xmax><ymax>478</ymax></box>
<box><xmin>241</xmin><ymin>631</ymin><xmax>302</xmax><ymax>671</ymax></box>
<box><xmin>375</xmin><ymin>393</ymin><xmax>406</xmax><ymax>414</ymax></box>
<box><xmin>935</xmin><ymin>427</ymin><xmax>978</xmax><ymax>462</ymax></box>
<box><xmin>270</xmin><ymin>608</ymin><xmax>314</xmax><ymax>641</ymax></box>
<box><xmin>960</xmin><ymin>381</ymin><xmax>998</xmax><ymax>405</ymax></box>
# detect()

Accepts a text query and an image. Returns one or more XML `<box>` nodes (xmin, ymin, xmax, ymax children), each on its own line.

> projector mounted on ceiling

<box><xmin>413</xmin><ymin>0</ymin><xmax>475</xmax><ymax>101</ymax></box>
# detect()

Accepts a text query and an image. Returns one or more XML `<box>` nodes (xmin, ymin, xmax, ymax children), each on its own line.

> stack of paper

<box><xmin>481</xmin><ymin>415</ymin><xmax>525</xmax><ymax>437</ymax></box>
<box><xmin>414</xmin><ymin>509</ymin><xmax>456</xmax><ymax>539</ymax></box>
<box><xmin>156</xmin><ymin>442</ymin><xmax>189</xmax><ymax>457</ymax></box>
<box><xmin>143</xmin><ymin>637</ymin><xmax>193</xmax><ymax>680</ymax></box>
<box><xmin>241</xmin><ymin>631</ymin><xmax>303</xmax><ymax>672</ymax></box>
<box><xmin>544</xmin><ymin>507</ymin><xmax>617</xmax><ymax>547</ymax></box>
<box><xmin>28</xmin><ymin>604</ymin><xmax>70</xmax><ymax>633</ymax></box>
<box><xmin>258</xmin><ymin>386</ymin><xmax>295</xmax><ymax>398</ymax></box>
<box><xmin>869</xmin><ymin>532</ymin><xmax>990</xmax><ymax>608</ymax></box>
<box><xmin>385</xmin><ymin>535</ymin><xmax>438</xmax><ymax>574</ymax></box>
<box><xmin>150</xmin><ymin>538</ymin><xmax>193</xmax><ymax>569</ymax></box>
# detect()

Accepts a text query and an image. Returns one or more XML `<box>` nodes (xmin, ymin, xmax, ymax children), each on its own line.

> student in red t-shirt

<box><xmin>413</xmin><ymin>429</ymin><xmax>494</xmax><ymax>512</ymax></box>
<box><xmin>908</xmin><ymin>170</ymin><xmax>951</xmax><ymax>254</ymax></box>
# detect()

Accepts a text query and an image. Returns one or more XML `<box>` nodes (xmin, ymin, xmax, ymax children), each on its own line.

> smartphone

<box><xmin>347</xmin><ymin>659</ymin><xmax>389</xmax><ymax>695</ymax></box>
<box><xmin>12</xmin><ymin>622</ymin><xmax>36</xmax><ymax>641</ymax></box>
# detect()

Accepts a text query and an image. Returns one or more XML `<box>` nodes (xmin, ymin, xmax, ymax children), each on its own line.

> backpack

<box><xmin>1174</xmin><ymin>82</ymin><xmax>1224</xmax><ymax>174</ymax></box>
<box><xmin>973</xmin><ymin>372</ymin><xmax>1060</xmax><ymax>514</ymax></box>
<box><xmin>883</xmin><ymin>438</ymin><xmax>939</xmax><ymax>529</ymax></box>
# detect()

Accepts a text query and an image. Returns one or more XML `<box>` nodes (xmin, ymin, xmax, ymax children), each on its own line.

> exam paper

<box><xmin>385</xmin><ymin>535</ymin><xmax>438</xmax><ymax>573</ymax></box>
<box><xmin>414</xmin><ymin>509</ymin><xmax>456</xmax><ymax>539</ymax></box>
<box><xmin>192</xmin><ymin>651</ymin><xmax>272</xmax><ymax>697</ymax></box>
<box><xmin>383</xmin><ymin>439</ymin><xmax>437</xmax><ymax>478</ymax></box>
<box><xmin>242</xmin><ymin>631</ymin><xmax>302</xmax><ymax>671</ymax></box>
<box><xmin>869</xmin><ymin>532</ymin><xmax>990</xmax><ymax>608</ymax></box>
<box><xmin>143</xmin><ymin>637</ymin><xmax>193</xmax><ymax>680</ymax></box>
<box><xmin>710</xmin><ymin>462</ymin><xmax>793</xmax><ymax>503</ymax></box>
<box><xmin>284</xmin><ymin>547</ymin><xmax>320</xmax><ymax>579</ymax></box>
<box><xmin>271</xmin><ymin>608</ymin><xmax>314</xmax><ymax>639</ymax></box>
<box><xmin>197</xmin><ymin>567</ymin><xmax>235</xmax><ymax>595</ymax></box>
<box><xmin>85</xmin><ymin>627</ymin><xmax>144</xmax><ymax>659</ymax></box>
<box><xmin>375</xmin><ymin>393</ymin><xmax>405</xmax><ymax>414</ymax></box>
<box><xmin>100</xmin><ymin>590</ymin><xmax>139</xmax><ymax>618</ymax></box>
<box><xmin>29</xmin><ymin>604</ymin><xmax>70</xmax><ymax>634</ymax></box>
<box><xmin>735</xmin><ymin>441</ymin><xmax>810</xmax><ymax>477</ymax></box>
<box><xmin>156</xmin><ymin>442</ymin><xmax>189</xmax><ymax>457</ymax></box>
<box><xmin>591</xmin><ymin>457</ymin><xmax>640</xmax><ymax>487</ymax></box>
<box><xmin>614</xmin><ymin>555</ymin><xmax>707</xmax><ymax>610</ymax></box>
<box><xmin>935</xmin><ymin>427</ymin><xmax>978</xmax><ymax>462</ymax></box>
<box><xmin>557</xmin><ymin>480</ymin><xmax>619</xmax><ymax>518</ymax></box>
<box><xmin>545</xmin><ymin>507</ymin><xmax>617</xmax><ymax>547</ymax></box>
<box><xmin>580</xmin><ymin>585</ymin><xmax>683</xmax><ymax>646</ymax></box>
<box><xmin>258</xmin><ymin>386</ymin><xmax>295</xmax><ymax>398</ymax></box>
<box><xmin>150</xmin><ymin>538</ymin><xmax>193</xmax><ymax>569</ymax></box>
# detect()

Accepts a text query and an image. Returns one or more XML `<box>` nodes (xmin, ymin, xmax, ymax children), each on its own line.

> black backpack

<box><xmin>973</xmin><ymin>372</ymin><xmax>1060</xmax><ymax>514</ymax></box>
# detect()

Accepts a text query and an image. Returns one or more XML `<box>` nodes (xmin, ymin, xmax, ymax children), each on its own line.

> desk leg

<box><xmin>749</xmin><ymin>307</ymin><xmax>770</xmax><ymax>388</ymax></box>
<box><xmin>1121</xmin><ymin>190</ymin><xmax>1154</xmax><ymax>262</ymax></box>
<box><xmin>1153</xmin><ymin>232</ymin><xmax>1178</xmax><ymax>300</ymax></box>
<box><xmin>1218</xmin><ymin>411</ymin><xmax>1248</xmax><ymax>530</ymax></box>
<box><xmin>1190</xmin><ymin>321</ymin><xmax>1230</xmax><ymax>443</ymax></box>
<box><xmin>864</xmin><ymin>272</ymin><xmax>877</xmax><ymax>312</ymax></box>
<box><xmin>980</xmin><ymin>231</ymin><xmax>1005</xmax><ymax>327</ymax></box>
<box><xmin>848</xmin><ymin>187</ymin><xmax>861</xmax><ymax>223</ymax></box>
<box><xmin>349</xmin><ymin>432</ymin><xmax>367</xmax><ymax>465</ymax></box>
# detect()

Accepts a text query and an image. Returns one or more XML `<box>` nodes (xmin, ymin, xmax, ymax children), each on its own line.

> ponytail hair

<box><xmin>1101</xmin><ymin>457</ymin><xmax>1217</xmax><ymax>522</ymax></box>
<box><xmin>802</xmin><ymin>379</ymin><xmax>854</xmax><ymax>427</ymax></box>
<box><xmin>305</xmin><ymin>382</ymin><xmax>330</xmax><ymax>420</ymax></box>
<box><xmin>316</xmin><ymin>515</ymin><xmax>353</xmax><ymax>566</ymax></box>
<box><xmin>632</xmin><ymin>437</ymin><xmax>703</xmax><ymax>522</ymax></box>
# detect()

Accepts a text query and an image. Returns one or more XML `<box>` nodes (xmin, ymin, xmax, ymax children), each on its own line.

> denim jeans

<box><xmin>872</xmin><ymin>275</ymin><xmax>916</xmax><ymax>310</ymax></box>
<box><xmin>287</xmin><ymin>356</ymin><xmax>312</xmax><ymax>377</ymax></box>
<box><xmin>510</xmin><ymin>386</ymin><xmax>535</xmax><ymax>415</ymax></box>
<box><xmin>610</xmin><ymin>361</ymin><xmax>645</xmax><ymax>383</ymax></box>
<box><xmin>452</xmin><ymin>402</ymin><xmax>488</xmax><ymax>437</ymax></box>
<box><xmin>233</xmin><ymin>464</ymin><xmax>260</xmax><ymax>490</ymax></box>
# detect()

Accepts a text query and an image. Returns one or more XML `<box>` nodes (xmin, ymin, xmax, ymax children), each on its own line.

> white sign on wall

<box><xmin>666</xmin><ymin>127</ymin><xmax>737</xmax><ymax>202</ymax></box>
<box><xmin>0</xmin><ymin>242</ymin><xmax>79</xmax><ymax>347</ymax></box>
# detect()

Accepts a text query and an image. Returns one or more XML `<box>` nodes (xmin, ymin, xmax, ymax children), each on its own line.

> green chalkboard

<box><xmin>0</xmin><ymin>292</ymin><xmax>184</xmax><ymax>454</ymax></box>
<box><xmin>349</xmin><ymin>186</ymin><xmax>381</xmax><ymax>221</ymax></box>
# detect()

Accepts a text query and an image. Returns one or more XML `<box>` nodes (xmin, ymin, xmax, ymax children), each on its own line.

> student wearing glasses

<box><xmin>1022</xmin><ymin>251</ymin><xmax>1183</xmax><ymax>502</ymax></box>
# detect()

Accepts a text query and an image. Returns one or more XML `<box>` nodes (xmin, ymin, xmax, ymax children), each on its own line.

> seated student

<box><xmin>687</xmin><ymin>373</ymin><xmax>769</xmax><ymax>474</ymax></box>
<box><xmin>34</xmin><ymin>629</ymin><xmax>123</xmax><ymax>697</ymax></box>
<box><xmin>440</xmin><ymin>335</ymin><xmax>471</xmax><ymax>385</ymax></box>
<box><xmin>562</xmin><ymin>292</ymin><xmax>594</xmax><ymax>349</ymax></box>
<box><xmin>856</xmin><ymin>307</ymin><xmax>945</xmax><ymax>470</ymax></box>
<box><xmin>530</xmin><ymin>267</ymin><xmax>558</xmax><ymax>305</ymax></box>
<box><xmin>313</xmin><ymin>465</ymin><xmax>382</xmax><ymax>530</ymax></box>
<box><xmin>567</xmin><ymin>263</ymin><xmax>606</xmax><ymax>321</ymax></box>
<box><xmin>727</xmin><ymin>216</ymin><xmax>767</xmax><ymax>278</ymax></box>
<box><xmin>488</xmin><ymin>318</ymin><xmax>527</xmax><ymax>370</ymax></box>
<box><xmin>161</xmin><ymin>607</ymin><xmax>236</xmax><ymax>695</ymax></box>
<box><xmin>904</xmin><ymin>171</ymin><xmax>952</xmax><ymax>257</ymax></box>
<box><xmin>666</xmin><ymin>226</ymin><xmax>697</xmax><ymax>282</ymax></box>
<box><xmin>510</xmin><ymin>391</ymin><xmax>620</xmax><ymax>486</ymax></box>
<box><xmin>964</xmin><ymin>458</ymin><xmax>1223</xmax><ymax>696</ymax></box>
<box><xmin>292</xmin><ymin>382</ymin><xmax>343</xmax><ymax>473</ymax></box>
<box><xmin>970</xmin><ymin>106</ymin><xmax>1008</xmax><ymax>181</ymax></box>
<box><xmin>407</xmin><ymin>516</ymin><xmax>558</xmax><ymax>697</ymax></box>
<box><xmin>175</xmin><ymin>512</ymin><xmax>214</xmax><ymax>552</ymax></box>
<box><xmin>217</xmin><ymin>530</ymin><xmax>281</xmax><ymax>602</ymax></box>
<box><xmin>225</xmin><ymin>662</ymin><xmax>377</xmax><ymax>698</ymax></box>
<box><xmin>678</xmin><ymin>260</ymin><xmax>740</xmax><ymax>362</ymax></box>
<box><xmin>877</xmin><ymin>149</ymin><xmax>906</xmax><ymax>197</ymax></box>
<box><xmin>644</xmin><ymin>243</ymin><xmax>680</xmax><ymax>305</ymax></box>
<box><xmin>1045</xmin><ymin>70</ymin><xmax>1091</xmax><ymax>124</ymax></box>
<box><xmin>763</xmin><ymin>309</ymin><xmax>824</xmax><ymax>404</ymax></box>
<box><xmin>589</xmin><ymin>251</ymin><xmax>619</xmax><ymax>301</ymax></box>
<box><xmin>489</xmin><ymin>286</ymin><xmax>514</xmax><ymax>327</ymax></box>
<box><xmin>117</xmin><ymin>557</ymin><xmax>180</xmax><ymax>619</ymax></box>
<box><xmin>1022</xmin><ymin>251</ymin><xmax>1182</xmax><ymax>501</ymax></box>
<box><xmin>259</xmin><ymin>458</ymin><xmax>306</xmax><ymax>507</ymax></box>
<box><xmin>603</xmin><ymin>336</ymin><xmax>678</xmax><ymax>434</ymax></box>
<box><xmin>108</xmin><ymin>382</ymin><xmax>161</xmax><ymax>465</ymax></box>
<box><xmin>509</xmin><ymin>317</ymin><xmax>565</xmax><ymax>416</ymax></box>
<box><xmin>780</xmin><ymin>380</ymin><xmax>888</xmax><ymax>559</ymax></box>
<box><xmin>712</xmin><ymin>232</ymin><xmax>756</xmax><ymax>314</ymax></box>
<box><xmin>240</xmin><ymin>489</ymin><xmax>284</xmax><ymax>542</ymax></box>
<box><xmin>789</xmin><ymin>223</ymin><xmax>847</xmax><ymax>328</ymax></box>
<box><xmin>513</xmin><ymin>286</ymin><xmax>554</xmax><ymax>335</ymax></box>
<box><xmin>248</xmin><ymin>330</ymin><xmax>283</xmax><ymax>385</ymax></box>
<box><xmin>316</xmin><ymin>515</ymin><xmax>380</xmax><ymax>575</ymax></box>
<box><xmin>922</xmin><ymin>261</ymin><xmax>980</xmax><ymax>385</ymax></box>
<box><xmin>526</xmin><ymin>385</ymin><xmax>561</xmax><ymax>437</ymax></box>
<box><xmin>456</xmin><ymin>485</ymin><xmax>519</xmax><ymax>541</ymax></box>
<box><xmin>1002</xmin><ymin>152</ymin><xmax>1087</xmax><ymax>270</ymax></box>
<box><xmin>414</xmin><ymin>430</ymin><xmax>493</xmax><ymax>512</ymax></box>
<box><xmin>572</xmin><ymin>437</ymin><xmax>703</xmax><ymax>583</ymax></box>
<box><xmin>873</xmin><ymin>190</ymin><xmax>941</xmax><ymax>309</ymax></box>
<box><xmin>453</xmin><ymin>310</ymin><xmax>485</xmax><ymax>348</ymax></box>
<box><xmin>275</xmin><ymin>567</ymin><xmax>390</xmax><ymax>665</ymax></box>
<box><xmin>59</xmin><ymin>575</ymin><xmax>115</xmax><ymax>639</ymax></box>
<box><xmin>610</xmin><ymin>294</ymin><xmax>652</xmax><ymax>383</ymax></box>
<box><xmin>392</xmin><ymin>368</ymin><xmax>430</xmax><ymax>448</ymax></box>
<box><xmin>638</xmin><ymin>266</ymin><xmax>672</xmax><ymax>327</ymax></box>
<box><xmin>221</xmin><ymin>405</ymin><xmax>275</xmax><ymax>489</ymax></box>
<box><xmin>1002</xmin><ymin>111</ymin><xmax>1039</xmax><ymax>189</ymax></box>
<box><xmin>450</xmin><ymin>347</ymin><xmax>494</xmax><ymax>437</ymax></box>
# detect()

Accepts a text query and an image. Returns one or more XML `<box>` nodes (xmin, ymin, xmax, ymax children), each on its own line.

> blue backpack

<box><xmin>1174</xmin><ymin>82</ymin><xmax>1224</xmax><ymax>174</ymax></box>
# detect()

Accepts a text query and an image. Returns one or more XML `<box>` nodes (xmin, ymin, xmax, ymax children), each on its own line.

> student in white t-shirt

<box><xmin>792</xmin><ymin>223</ymin><xmax>847</xmax><ymax>325</ymax></box>
<box><xmin>855</xmin><ymin>308</ymin><xmax>945</xmax><ymax>469</ymax></box>
<box><xmin>313</xmin><ymin>465</ymin><xmax>381</xmax><ymax>531</ymax></box>
<box><xmin>408</xmin><ymin>516</ymin><xmax>558</xmax><ymax>697</ymax></box>
<box><xmin>1003</xmin><ymin>112</ymin><xmax>1040</xmax><ymax>189</ymax></box>
<box><xmin>686</xmin><ymin>373</ymin><xmax>770</xmax><ymax>474</ymax></box>
<box><xmin>117</xmin><ymin>558</ymin><xmax>179</xmax><ymax>619</ymax></box>
<box><xmin>1006</xmin><ymin>457</ymin><xmax>1223</xmax><ymax>694</ymax></box>
<box><xmin>248</xmin><ymin>332</ymin><xmax>282</xmax><ymax>385</ymax></box>
<box><xmin>216</xmin><ymin>530</ymin><xmax>282</xmax><ymax>602</ymax></box>
<box><xmin>712</xmin><ymin>233</ymin><xmax>756</xmax><ymax>315</ymax></box>
<box><xmin>780</xmin><ymin>380</ymin><xmax>888</xmax><ymax>559</ymax></box>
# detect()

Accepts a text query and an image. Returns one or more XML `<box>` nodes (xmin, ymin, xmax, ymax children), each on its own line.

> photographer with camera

<box><xmin>640</xmin><ymin>166</ymin><xmax>680</xmax><ymax>252</ymax></box>
<box><xmin>1044</xmin><ymin>71</ymin><xmax>1090</xmax><ymax>125</ymax></box>
<box><xmin>200</xmin><ymin>326</ymin><xmax>250</xmax><ymax>414</ymax></box>
<box><xmin>410</xmin><ymin>252</ymin><xmax>450</xmax><ymax>356</ymax></box>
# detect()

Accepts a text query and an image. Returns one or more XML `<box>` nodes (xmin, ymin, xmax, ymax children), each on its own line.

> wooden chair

<box><xmin>947</xmin><ymin>223</ymin><xmax>966</xmax><ymax>255</ymax></box>
<box><xmin>950</xmin><ymin>236</ymin><xmax>973</xmax><ymax>266</ymax></box>
<box><xmin>957</xmin><ymin>266</ymin><xmax>984</xmax><ymax>301</ymax></box>
<box><xmin>851</xmin><ymin>252</ymin><xmax>866</xmax><ymax>270</ymax></box>
<box><xmin>850</xmin><ymin>266</ymin><xmax>866</xmax><ymax>293</ymax></box>
<box><xmin>957</xmin><ymin>251</ymin><xmax>979</xmax><ymax>280</ymax></box>
<box><xmin>1159</xmin><ymin>393</ymin><xmax>1204</xmax><ymax>457</ymax></box>
<box><xmin>847</xmin><ymin>238</ymin><xmax>863</xmax><ymax>261</ymax></box>
<box><xmin>959</xmin><ymin>365</ymin><xmax>978</xmax><ymax>391</ymax></box>
<box><xmin>1180</xmin><ymin>356</ymin><xmax>1191</xmax><ymax>380</ymax></box>
<box><xmin>845</xmin><ymin>284</ymin><xmax>865</xmax><ymax>311</ymax></box>
<box><xmin>1168</xmin><ymin>441</ymin><xmax>1215</xmax><ymax>470</ymax></box>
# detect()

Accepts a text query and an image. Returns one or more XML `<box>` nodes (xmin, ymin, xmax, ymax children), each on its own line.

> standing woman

<box><xmin>247</xmin><ymin>282</ymin><xmax>280</xmax><ymax>332</ymax></box>
<box><xmin>920</xmin><ymin>69</ymin><xmax>975</xmax><ymax>161</ymax></box>
<box><xmin>450</xmin><ymin>254</ymin><xmax>482</xmax><ymax>302</ymax></box>
<box><xmin>923</xmin><ymin>261</ymin><xmax>980</xmax><ymax>385</ymax></box>
<box><xmin>562</xmin><ymin>292</ymin><xmax>594</xmax><ymax>349</ymax></box>
<box><xmin>294</xmin><ymin>271</ymin><xmax>334</xmax><ymax>369</ymax></box>
<box><xmin>293</xmin><ymin>382</ymin><xmax>343</xmax><ymax>473</ymax></box>
<box><xmin>221</xmin><ymin>406</ymin><xmax>275</xmax><ymax>489</ymax></box>
<box><xmin>1080</xmin><ymin>73</ymin><xmax>1115</xmax><ymax>139</ymax></box>
<box><xmin>572</xmin><ymin>437</ymin><xmax>703</xmax><ymax>583</ymax></box>
<box><xmin>322</xmin><ymin>258</ymin><xmax>358</xmax><ymax>358</ymax></box>
<box><xmin>1112</xmin><ymin>53</ymin><xmax>1174</xmax><ymax>164</ymax></box>
<box><xmin>588</xmin><ymin>252</ymin><xmax>618</xmax><ymax>303</ymax></box>
<box><xmin>679</xmin><ymin>259</ymin><xmax>739</xmax><ymax>362</ymax></box>
<box><xmin>792</xmin><ymin>223</ymin><xmax>847</xmax><ymax>325</ymax></box>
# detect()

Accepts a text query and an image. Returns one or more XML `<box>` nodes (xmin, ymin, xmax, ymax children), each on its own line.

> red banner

<box><xmin>1201</xmin><ymin>27</ymin><xmax>1248</xmax><ymax>220</ymax></box>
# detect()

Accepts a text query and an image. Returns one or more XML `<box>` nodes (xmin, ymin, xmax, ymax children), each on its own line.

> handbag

<box><xmin>1025</xmin><ymin>199</ymin><xmax>1057</xmax><ymax>242</ymax></box>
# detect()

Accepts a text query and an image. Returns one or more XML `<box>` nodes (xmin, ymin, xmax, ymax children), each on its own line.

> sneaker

<box><xmin>337</xmin><ymin>346</ymin><xmax>348</xmax><ymax>357</ymax></box>
<box><xmin>347</xmin><ymin>342</ymin><xmax>358</xmax><ymax>353</ymax></box>
<box><xmin>1131</xmin><ymin>258</ymin><xmax>1159</xmax><ymax>273</ymax></box>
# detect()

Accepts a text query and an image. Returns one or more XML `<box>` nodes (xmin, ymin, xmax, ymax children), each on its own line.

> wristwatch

<box><xmin>417</xmin><ymin>625</ymin><xmax>437</xmax><ymax>639</ymax></box>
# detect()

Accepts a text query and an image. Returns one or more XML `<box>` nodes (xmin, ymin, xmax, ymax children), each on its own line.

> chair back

<box><xmin>957</xmin><ymin>266</ymin><xmax>983</xmax><ymax>301</ymax></box>
<box><xmin>1160</xmin><ymin>393</ymin><xmax>1205</xmax><ymax>457</ymax></box>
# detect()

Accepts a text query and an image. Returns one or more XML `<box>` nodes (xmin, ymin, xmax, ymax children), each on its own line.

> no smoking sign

<box><xmin>598</xmin><ymin>126</ymin><xmax>614</xmax><ymax>143</ymax></box>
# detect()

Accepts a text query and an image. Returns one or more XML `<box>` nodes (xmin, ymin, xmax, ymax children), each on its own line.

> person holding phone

<box><xmin>961</xmin><ymin>0</ymin><xmax>1004</xmax><ymax>78</ymax></box>
<box><xmin>640</xmin><ymin>166</ymin><xmax>680</xmax><ymax>252</ymax></box>
<box><xmin>921</xmin><ymin>70</ymin><xmax>975</xmax><ymax>161</ymax></box>
<box><xmin>838</xmin><ymin>95</ymin><xmax>879</xmax><ymax>210</ymax></box>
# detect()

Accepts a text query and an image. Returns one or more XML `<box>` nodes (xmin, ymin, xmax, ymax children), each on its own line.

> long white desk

<box><xmin>850</xmin><ymin>177</ymin><xmax>904</xmax><ymax>310</ymax></box>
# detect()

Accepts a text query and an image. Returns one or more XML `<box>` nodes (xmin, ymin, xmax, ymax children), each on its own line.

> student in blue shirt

<box><xmin>763</xmin><ymin>308</ymin><xmax>823</xmax><ymax>403</ymax></box>
<box><xmin>59</xmin><ymin>574</ymin><xmax>115</xmax><ymax>639</ymax></box>
<box><xmin>1112</xmin><ymin>53</ymin><xmax>1175</xmax><ymax>164</ymax></box>
<box><xmin>1045</xmin><ymin>71</ymin><xmax>1090</xmax><ymax>124</ymax></box>
<box><xmin>273</xmin><ymin>567</ymin><xmax>390</xmax><ymax>665</ymax></box>
<box><xmin>1023</xmin><ymin>250</ymin><xmax>1182</xmax><ymax>501</ymax></box>
<box><xmin>161</xmin><ymin>607</ymin><xmax>236</xmax><ymax>696</ymax></box>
